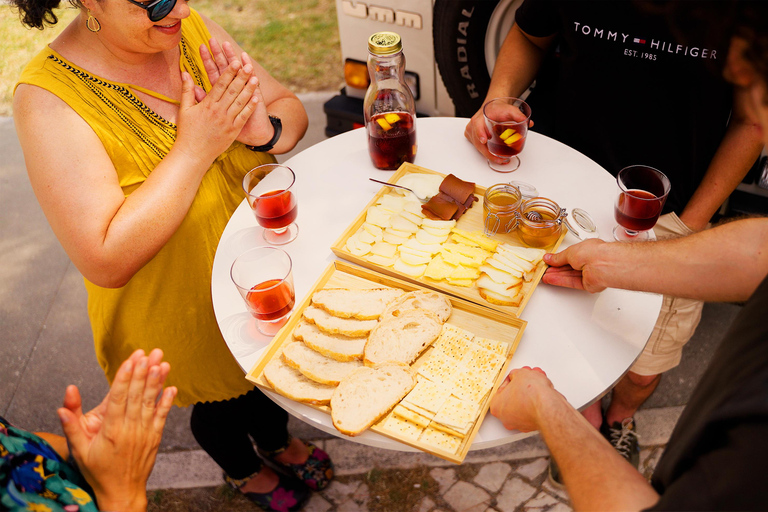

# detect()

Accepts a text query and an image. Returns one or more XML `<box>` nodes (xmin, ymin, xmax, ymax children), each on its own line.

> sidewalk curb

<box><xmin>148</xmin><ymin>405</ymin><xmax>684</xmax><ymax>491</ymax></box>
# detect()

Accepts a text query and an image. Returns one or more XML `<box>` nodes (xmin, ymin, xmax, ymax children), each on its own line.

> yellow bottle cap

<box><xmin>368</xmin><ymin>31</ymin><xmax>402</xmax><ymax>55</ymax></box>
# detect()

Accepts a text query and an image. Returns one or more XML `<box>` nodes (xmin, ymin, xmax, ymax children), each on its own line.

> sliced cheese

<box><xmin>370</xmin><ymin>241</ymin><xmax>397</xmax><ymax>258</ymax></box>
<box><xmin>416</xmin><ymin>229</ymin><xmax>449</xmax><ymax>245</ymax></box>
<box><xmin>393</xmin><ymin>258</ymin><xmax>427</xmax><ymax>277</ymax></box>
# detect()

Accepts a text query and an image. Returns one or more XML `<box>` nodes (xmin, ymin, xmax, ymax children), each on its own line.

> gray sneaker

<box><xmin>601</xmin><ymin>417</ymin><xmax>640</xmax><ymax>468</ymax></box>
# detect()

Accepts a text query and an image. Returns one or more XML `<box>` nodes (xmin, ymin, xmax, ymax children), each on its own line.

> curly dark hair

<box><xmin>732</xmin><ymin>1</ymin><xmax>768</xmax><ymax>91</ymax></box>
<box><xmin>9</xmin><ymin>0</ymin><xmax>83</xmax><ymax>30</ymax></box>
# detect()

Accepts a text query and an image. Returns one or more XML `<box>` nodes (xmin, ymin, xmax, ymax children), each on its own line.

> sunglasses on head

<box><xmin>124</xmin><ymin>0</ymin><xmax>177</xmax><ymax>22</ymax></box>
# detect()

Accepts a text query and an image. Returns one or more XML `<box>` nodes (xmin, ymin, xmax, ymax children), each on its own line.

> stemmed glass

<box><xmin>483</xmin><ymin>97</ymin><xmax>532</xmax><ymax>173</ymax></box>
<box><xmin>231</xmin><ymin>247</ymin><xmax>295</xmax><ymax>336</ymax></box>
<box><xmin>613</xmin><ymin>165</ymin><xmax>671</xmax><ymax>241</ymax></box>
<box><xmin>243</xmin><ymin>164</ymin><xmax>298</xmax><ymax>245</ymax></box>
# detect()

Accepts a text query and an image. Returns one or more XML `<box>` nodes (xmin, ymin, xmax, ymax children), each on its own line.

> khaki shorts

<box><xmin>630</xmin><ymin>213</ymin><xmax>705</xmax><ymax>376</ymax></box>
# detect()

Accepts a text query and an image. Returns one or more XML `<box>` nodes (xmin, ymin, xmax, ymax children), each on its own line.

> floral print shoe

<box><xmin>224</xmin><ymin>470</ymin><xmax>310</xmax><ymax>512</ymax></box>
<box><xmin>260</xmin><ymin>438</ymin><xmax>335</xmax><ymax>491</ymax></box>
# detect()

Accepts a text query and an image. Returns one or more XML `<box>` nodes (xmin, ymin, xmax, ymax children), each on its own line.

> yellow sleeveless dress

<box><xmin>16</xmin><ymin>10</ymin><xmax>274</xmax><ymax>406</ymax></box>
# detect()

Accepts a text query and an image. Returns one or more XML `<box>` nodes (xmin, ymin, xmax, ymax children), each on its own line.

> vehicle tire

<box><xmin>433</xmin><ymin>0</ymin><xmax>519</xmax><ymax>117</ymax></box>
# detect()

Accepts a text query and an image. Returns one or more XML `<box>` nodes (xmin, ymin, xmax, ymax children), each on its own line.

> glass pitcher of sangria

<box><xmin>364</xmin><ymin>31</ymin><xmax>417</xmax><ymax>170</ymax></box>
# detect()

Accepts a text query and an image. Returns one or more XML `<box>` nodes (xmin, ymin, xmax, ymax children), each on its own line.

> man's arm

<box><xmin>464</xmin><ymin>24</ymin><xmax>556</xmax><ymax>163</ymax></box>
<box><xmin>491</xmin><ymin>368</ymin><xmax>660</xmax><ymax>511</ymax></box>
<box><xmin>542</xmin><ymin>217</ymin><xmax>768</xmax><ymax>301</ymax></box>
<box><xmin>678</xmin><ymin>88</ymin><xmax>764</xmax><ymax>231</ymax></box>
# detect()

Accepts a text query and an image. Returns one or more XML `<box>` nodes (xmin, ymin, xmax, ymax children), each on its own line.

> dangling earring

<box><xmin>86</xmin><ymin>9</ymin><xmax>101</xmax><ymax>33</ymax></box>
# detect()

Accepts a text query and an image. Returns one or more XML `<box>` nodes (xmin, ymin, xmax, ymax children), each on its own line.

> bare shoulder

<box><xmin>196</xmin><ymin>11</ymin><xmax>236</xmax><ymax>47</ymax></box>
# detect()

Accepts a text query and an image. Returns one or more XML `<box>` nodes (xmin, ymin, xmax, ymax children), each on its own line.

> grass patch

<box><xmin>0</xmin><ymin>0</ymin><xmax>343</xmax><ymax>116</ymax></box>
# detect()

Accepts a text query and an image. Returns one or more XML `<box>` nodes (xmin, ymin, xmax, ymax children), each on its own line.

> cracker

<box><xmin>432</xmin><ymin>332</ymin><xmax>472</xmax><ymax>361</ymax></box>
<box><xmin>416</xmin><ymin>349</ymin><xmax>457</xmax><ymax>386</ymax></box>
<box><xmin>459</xmin><ymin>344</ymin><xmax>506</xmax><ymax>378</ymax></box>
<box><xmin>472</xmin><ymin>336</ymin><xmax>511</xmax><ymax>356</ymax></box>
<box><xmin>398</xmin><ymin>401</ymin><xmax>436</xmax><ymax>420</ymax></box>
<box><xmin>440</xmin><ymin>323</ymin><xmax>475</xmax><ymax>343</ymax></box>
<box><xmin>430</xmin><ymin>421</ymin><xmax>471</xmax><ymax>438</ymax></box>
<box><xmin>419</xmin><ymin>426</ymin><xmax>463</xmax><ymax>454</ymax></box>
<box><xmin>378</xmin><ymin>412</ymin><xmax>424</xmax><ymax>443</ymax></box>
<box><xmin>451</xmin><ymin>367</ymin><xmax>494</xmax><ymax>403</ymax></box>
<box><xmin>393</xmin><ymin>404</ymin><xmax>432</xmax><ymax>428</ymax></box>
<box><xmin>433</xmin><ymin>396</ymin><xmax>479</xmax><ymax>431</ymax></box>
<box><xmin>402</xmin><ymin>378</ymin><xmax>453</xmax><ymax>414</ymax></box>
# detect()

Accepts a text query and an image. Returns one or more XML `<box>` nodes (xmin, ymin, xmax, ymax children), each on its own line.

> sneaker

<box><xmin>601</xmin><ymin>417</ymin><xmax>640</xmax><ymax>468</ymax></box>
<box><xmin>547</xmin><ymin>458</ymin><xmax>564</xmax><ymax>489</ymax></box>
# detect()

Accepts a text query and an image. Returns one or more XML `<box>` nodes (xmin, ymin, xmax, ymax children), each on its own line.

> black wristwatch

<box><xmin>246</xmin><ymin>115</ymin><xmax>282</xmax><ymax>152</ymax></box>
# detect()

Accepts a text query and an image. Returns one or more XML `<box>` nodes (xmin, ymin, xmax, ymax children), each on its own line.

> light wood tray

<box><xmin>330</xmin><ymin>162</ymin><xmax>567</xmax><ymax>318</ymax></box>
<box><xmin>246</xmin><ymin>261</ymin><xmax>526</xmax><ymax>464</ymax></box>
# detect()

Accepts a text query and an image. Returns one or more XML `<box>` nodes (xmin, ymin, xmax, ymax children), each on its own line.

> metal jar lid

<box><xmin>368</xmin><ymin>32</ymin><xmax>402</xmax><ymax>55</ymax></box>
<box><xmin>564</xmin><ymin>208</ymin><xmax>599</xmax><ymax>240</ymax></box>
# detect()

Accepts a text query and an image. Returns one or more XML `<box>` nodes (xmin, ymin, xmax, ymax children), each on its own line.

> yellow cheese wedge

<box><xmin>450</xmin><ymin>265</ymin><xmax>481</xmax><ymax>280</ymax></box>
<box><xmin>446</xmin><ymin>278</ymin><xmax>474</xmax><ymax>287</ymax></box>
<box><xmin>451</xmin><ymin>229</ymin><xmax>500</xmax><ymax>252</ymax></box>
<box><xmin>424</xmin><ymin>254</ymin><xmax>457</xmax><ymax>281</ymax></box>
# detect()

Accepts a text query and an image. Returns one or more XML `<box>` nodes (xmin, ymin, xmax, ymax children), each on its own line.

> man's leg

<box><xmin>605</xmin><ymin>372</ymin><xmax>661</xmax><ymax>426</ymax></box>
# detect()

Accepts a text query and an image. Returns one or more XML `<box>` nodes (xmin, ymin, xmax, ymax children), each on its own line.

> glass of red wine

<box><xmin>230</xmin><ymin>247</ymin><xmax>295</xmax><ymax>336</ymax></box>
<box><xmin>243</xmin><ymin>164</ymin><xmax>298</xmax><ymax>245</ymax></box>
<box><xmin>613</xmin><ymin>165</ymin><xmax>671</xmax><ymax>241</ymax></box>
<box><xmin>482</xmin><ymin>97</ymin><xmax>532</xmax><ymax>173</ymax></box>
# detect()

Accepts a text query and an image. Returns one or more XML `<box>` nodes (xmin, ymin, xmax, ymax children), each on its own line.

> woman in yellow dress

<box><xmin>11</xmin><ymin>1</ymin><xmax>331</xmax><ymax>509</ymax></box>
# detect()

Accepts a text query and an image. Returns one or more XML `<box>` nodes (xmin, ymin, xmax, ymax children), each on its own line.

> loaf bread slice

<box><xmin>380</xmin><ymin>290</ymin><xmax>453</xmax><ymax>323</ymax></box>
<box><xmin>303</xmin><ymin>305</ymin><xmax>378</xmax><ymax>337</ymax></box>
<box><xmin>364</xmin><ymin>309</ymin><xmax>442</xmax><ymax>366</ymax></box>
<box><xmin>293</xmin><ymin>321</ymin><xmax>366</xmax><ymax>361</ymax></box>
<box><xmin>331</xmin><ymin>363</ymin><xmax>417</xmax><ymax>436</ymax></box>
<box><xmin>263</xmin><ymin>353</ymin><xmax>336</xmax><ymax>405</ymax></box>
<box><xmin>311</xmin><ymin>288</ymin><xmax>405</xmax><ymax>320</ymax></box>
<box><xmin>282</xmin><ymin>341</ymin><xmax>364</xmax><ymax>386</ymax></box>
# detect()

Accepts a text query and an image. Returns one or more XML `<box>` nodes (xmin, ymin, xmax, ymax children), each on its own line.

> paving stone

<box><xmin>524</xmin><ymin>491</ymin><xmax>558</xmax><ymax>509</ymax></box>
<box><xmin>634</xmin><ymin>407</ymin><xmax>684</xmax><ymax>446</ymax></box>
<box><xmin>415</xmin><ymin>496</ymin><xmax>435</xmax><ymax>512</ymax></box>
<box><xmin>640</xmin><ymin>446</ymin><xmax>664</xmax><ymax>480</ymax></box>
<box><xmin>304</xmin><ymin>493</ymin><xmax>333</xmax><ymax>512</ymax></box>
<box><xmin>430</xmin><ymin>467</ymin><xmax>458</xmax><ymax>494</ymax></box>
<box><xmin>542</xmin><ymin>479</ymin><xmax>570</xmax><ymax>503</ymax></box>
<box><xmin>516</xmin><ymin>458</ymin><xmax>549</xmax><ymax>481</ymax></box>
<box><xmin>444</xmin><ymin>481</ymin><xmax>491</xmax><ymax>512</ymax></box>
<box><xmin>338</xmin><ymin>499</ymin><xmax>365</xmax><ymax>512</ymax></box>
<box><xmin>324</xmin><ymin>480</ymin><xmax>361</xmax><ymax>505</ymax></box>
<box><xmin>496</xmin><ymin>477</ymin><xmax>537</xmax><ymax>511</ymax></box>
<box><xmin>548</xmin><ymin>502</ymin><xmax>573</xmax><ymax>512</ymax></box>
<box><xmin>474</xmin><ymin>462</ymin><xmax>512</xmax><ymax>493</ymax></box>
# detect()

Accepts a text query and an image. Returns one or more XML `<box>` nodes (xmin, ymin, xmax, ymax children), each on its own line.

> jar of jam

<box><xmin>517</xmin><ymin>197</ymin><xmax>568</xmax><ymax>248</ymax></box>
<box><xmin>483</xmin><ymin>184</ymin><xmax>522</xmax><ymax>236</ymax></box>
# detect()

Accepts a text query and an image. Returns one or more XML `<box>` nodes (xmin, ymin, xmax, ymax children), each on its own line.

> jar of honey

<box><xmin>483</xmin><ymin>184</ymin><xmax>522</xmax><ymax>236</ymax></box>
<box><xmin>517</xmin><ymin>197</ymin><xmax>568</xmax><ymax>248</ymax></box>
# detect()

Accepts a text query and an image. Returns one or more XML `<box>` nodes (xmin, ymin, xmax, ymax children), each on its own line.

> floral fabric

<box><xmin>0</xmin><ymin>416</ymin><xmax>97</xmax><ymax>512</ymax></box>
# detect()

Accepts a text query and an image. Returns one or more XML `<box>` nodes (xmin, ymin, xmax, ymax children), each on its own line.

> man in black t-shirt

<box><xmin>488</xmin><ymin>4</ymin><xmax>768</xmax><ymax>506</ymax></box>
<box><xmin>466</xmin><ymin>0</ymin><xmax>764</xmax><ymax>466</ymax></box>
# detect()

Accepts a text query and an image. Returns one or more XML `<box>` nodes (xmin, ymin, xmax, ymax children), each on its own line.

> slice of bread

<box><xmin>282</xmin><ymin>341</ymin><xmax>364</xmax><ymax>386</ymax></box>
<box><xmin>303</xmin><ymin>305</ymin><xmax>378</xmax><ymax>337</ymax></box>
<box><xmin>263</xmin><ymin>354</ymin><xmax>336</xmax><ymax>405</ymax></box>
<box><xmin>364</xmin><ymin>309</ymin><xmax>443</xmax><ymax>366</ymax></box>
<box><xmin>293</xmin><ymin>321</ymin><xmax>366</xmax><ymax>361</ymax></box>
<box><xmin>331</xmin><ymin>363</ymin><xmax>417</xmax><ymax>436</ymax></box>
<box><xmin>311</xmin><ymin>288</ymin><xmax>405</xmax><ymax>320</ymax></box>
<box><xmin>380</xmin><ymin>290</ymin><xmax>453</xmax><ymax>323</ymax></box>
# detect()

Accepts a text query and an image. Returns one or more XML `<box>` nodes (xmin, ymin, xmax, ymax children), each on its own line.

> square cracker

<box><xmin>440</xmin><ymin>323</ymin><xmax>475</xmax><ymax>343</ymax></box>
<box><xmin>433</xmin><ymin>395</ymin><xmax>479</xmax><ymax>431</ymax></box>
<box><xmin>459</xmin><ymin>344</ymin><xmax>506</xmax><ymax>378</ymax></box>
<box><xmin>432</xmin><ymin>332</ymin><xmax>472</xmax><ymax>361</ymax></box>
<box><xmin>418</xmin><ymin>426</ymin><xmax>463</xmax><ymax>454</ymax></box>
<box><xmin>417</xmin><ymin>349</ymin><xmax>458</xmax><ymax>386</ymax></box>
<box><xmin>451</xmin><ymin>367</ymin><xmax>494</xmax><ymax>403</ymax></box>
<box><xmin>398</xmin><ymin>401</ymin><xmax>436</xmax><ymax>420</ymax></box>
<box><xmin>472</xmin><ymin>336</ymin><xmax>511</xmax><ymax>357</ymax></box>
<box><xmin>378</xmin><ymin>412</ymin><xmax>424</xmax><ymax>443</ymax></box>
<box><xmin>431</xmin><ymin>421</ymin><xmax>471</xmax><ymax>438</ymax></box>
<box><xmin>402</xmin><ymin>379</ymin><xmax>452</xmax><ymax>414</ymax></box>
<box><xmin>393</xmin><ymin>404</ymin><xmax>432</xmax><ymax>428</ymax></box>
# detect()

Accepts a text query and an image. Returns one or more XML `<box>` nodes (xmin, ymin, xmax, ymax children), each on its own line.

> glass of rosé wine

<box><xmin>243</xmin><ymin>164</ymin><xmax>298</xmax><ymax>245</ymax></box>
<box><xmin>613</xmin><ymin>165</ymin><xmax>671</xmax><ymax>242</ymax></box>
<box><xmin>230</xmin><ymin>247</ymin><xmax>295</xmax><ymax>336</ymax></box>
<box><xmin>482</xmin><ymin>97</ymin><xmax>532</xmax><ymax>173</ymax></box>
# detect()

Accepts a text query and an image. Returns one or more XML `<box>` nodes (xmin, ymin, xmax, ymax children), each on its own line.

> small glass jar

<box><xmin>517</xmin><ymin>197</ymin><xmax>568</xmax><ymax>248</ymax></box>
<box><xmin>483</xmin><ymin>184</ymin><xmax>522</xmax><ymax>236</ymax></box>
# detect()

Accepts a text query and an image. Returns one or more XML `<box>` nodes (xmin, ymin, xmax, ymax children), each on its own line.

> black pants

<box><xmin>190</xmin><ymin>387</ymin><xmax>290</xmax><ymax>479</ymax></box>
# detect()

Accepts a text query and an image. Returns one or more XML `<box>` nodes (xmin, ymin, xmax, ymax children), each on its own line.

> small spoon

<box><xmin>368</xmin><ymin>178</ymin><xmax>430</xmax><ymax>202</ymax></box>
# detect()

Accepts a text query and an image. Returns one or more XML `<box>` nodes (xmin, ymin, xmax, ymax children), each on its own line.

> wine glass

<box><xmin>230</xmin><ymin>247</ymin><xmax>295</xmax><ymax>336</ymax></box>
<box><xmin>613</xmin><ymin>165</ymin><xmax>671</xmax><ymax>241</ymax></box>
<box><xmin>243</xmin><ymin>164</ymin><xmax>298</xmax><ymax>245</ymax></box>
<box><xmin>482</xmin><ymin>97</ymin><xmax>532</xmax><ymax>173</ymax></box>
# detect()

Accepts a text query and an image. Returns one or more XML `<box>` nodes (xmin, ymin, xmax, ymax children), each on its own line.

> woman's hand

<box><xmin>175</xmin><ymin>57</ymin><xmax>260</xmax><ymax>166</ymax></box>
<box><xmin>58</xmin><ymin>349</ymin><xmax>176</xmax><ymax>512</ymax></box>
<box><xmin>198</xmin><ymin>38</ymin><xmax>273</xmax><ymax>148</ymax></box>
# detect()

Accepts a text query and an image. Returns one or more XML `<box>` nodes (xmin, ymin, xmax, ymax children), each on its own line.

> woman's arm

<box><xmin>199</xmin><ymin>13</ymin><xmax>308</xmax><ymax>154</ymax></box>
<box><xmin>14</xmin><ymin>61</ymin><xmax>259</xmax><ymax>287</ymax></box>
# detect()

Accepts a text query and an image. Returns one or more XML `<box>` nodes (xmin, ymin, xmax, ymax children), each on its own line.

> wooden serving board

<box><xmin>330</xmin><ymin>162</ymin><xmax>567</xmax><ymax>318</ymax></box>
<box><xmin>246</xmin><ymin>261</ymin><xmax>526</xmax><ymax>464</ymax></box>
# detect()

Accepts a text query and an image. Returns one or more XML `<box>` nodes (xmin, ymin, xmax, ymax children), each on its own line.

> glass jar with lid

<box><xmin>364</xmin><ymin>31</ymin><xmax>417</xmax><ymax>170</ymax></box>
<box><xmin>517</xmin><ymin>197</ymin><xmax>568</xmax><ymax>248</ymax></box>
<box><xmin>483</xmin><ymin>183</ymin><xmax>523</xmax><ymax>236</ymax></box>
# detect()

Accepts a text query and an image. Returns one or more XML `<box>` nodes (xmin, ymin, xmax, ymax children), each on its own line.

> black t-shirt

<box><xmin>516</xmin><ymin>0</ymin><xmax>733</xmax><ymax>215</ymax></box>
<box><xmin>646</xmin><ymin>273</ymin><xmax>768</xmax><ymax>509</ymax></box>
